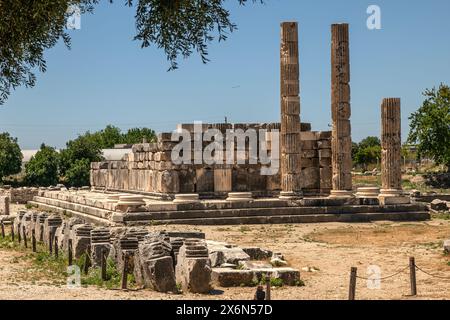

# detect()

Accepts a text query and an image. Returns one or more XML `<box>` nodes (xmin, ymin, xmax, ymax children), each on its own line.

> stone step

<box><xmin>28</xmin><ymin>201</ymin><xmax>111</xmax><ymax>226</ymax></box>
<box><xmin>124</xmin><ymin>211</ymin><xmax>430</xmax><ymax>226</ymax></box>
<box><xmin>123</xmin><ymin>204</ymin><xmax>427</xmax><ymax>221</ymax></box>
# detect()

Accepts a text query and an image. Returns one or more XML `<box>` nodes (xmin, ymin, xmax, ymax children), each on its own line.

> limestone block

<box><xmin>430</xmin><ymin>199</ymin><xmax>448</xmax><ymax>211</ymax></box>
<box><xmin>0</xmin><ymin>196</ymin><xmax>10</xmax><ymax>215</ymax></box>
<box><xmin>211</xmin><ymin>268</ymin><xmax>254</xmax><ymax>287</ymax></box>
<box><xmin>214</xmin><ymin>168</ymin><xmax>232</xmax><ymax>193</ymax></box>
<box><xmin>196</xmin><ymin>168</ymin><xmax>214</xmax><ymax>193</ymax></box>
<box><xmin>242</xmin><ymin>247</ymin><xmax>273</xmax><ymax>261</ymax></box>
<box><xmin>444</xmin><ymin>240</ymin><xmax>450</xmax><ymax>254</ymax></box>
<box><xmin>301</xmin><ymin>167</ymin><xmax>320</xmax><ymax>189</ymax></box>
<box><xmin>175</xmin><ymin>240</ymin><xmax>211</xmax><ymax>294</ymax></box>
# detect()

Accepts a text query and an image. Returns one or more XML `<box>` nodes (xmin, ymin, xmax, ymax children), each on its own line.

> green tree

<box><xmin>0</xmin><ymin>133</ymin><xmax>23</xmax><ymax>181</ymax></box>
<box><xmin>0</xmin><ymin>0</ymin><xmax>261</xmax><ymax>105</ymax></box>
<box><xmin>97</xmin><ymin>125</ymin><xmax>123</xmax><ymax>148</ymax></box>
<box><xmin>408</xmin><ymin>84</ymin><xmax>450</xmax><ymax>171</ymax></box>
<box><xmin>25</xmin><ymin>144</ymin><xmax>59</xmax><ymax>186</ymax></box>
<box><xmin>59</xmin><ymin>132</ymin><xmax>103</xmax><ymax>177</ymax></box>
<box><xmin>358</xmin><ymin>136</ymin><xmax>381</xmax><ymax>149</ymax></box>
<box><xmin>122</xmin><ymin>127</ymin><xmax>157</xmax><ymax>144</ymax></box>
<box><xmin>65</xmin><ymin>158</ymin><xmax>91</xmax><ymax>187</ymax></box>
<box><xmin>352</xmin><ymin>136</ymin><xmax>381</xmax><ymax>171</ymax></box>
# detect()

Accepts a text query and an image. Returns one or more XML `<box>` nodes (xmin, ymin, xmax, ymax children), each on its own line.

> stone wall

<box><xmin>90</xmin><ymin>123</ymin><xmax>332</xmax><ymax>197</ymax></box>
<box><xmin>0</xmin><ymin>187</ymin><xmax>39</xmax><ymax>204</ymax></box>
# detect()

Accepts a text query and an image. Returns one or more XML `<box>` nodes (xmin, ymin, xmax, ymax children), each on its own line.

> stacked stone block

<box><xmin>330</xmin><ymin>23</ymin><xmax>353</xmax><ymax>197</ymax></box>
<box><xmin>280</xmin><ymin>22</ymin><xmax>303</xmax><ymax>199</ymax></box>
<box><xmin>90</xmin><ymin>122</ymin><xmax>332</xmax><ymax>197</ymax></box>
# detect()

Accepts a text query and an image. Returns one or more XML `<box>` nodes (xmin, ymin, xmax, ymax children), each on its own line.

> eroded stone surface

<box><xmin>175</xmin><ymin>239</ymin><xmax>211</xmax><ymax>293</ymax></box>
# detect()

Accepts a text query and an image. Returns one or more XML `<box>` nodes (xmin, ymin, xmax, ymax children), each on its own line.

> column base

<box><xmin>226</xmin><ymin>192</ymin><xmax>254</xmax><ymax>202</ymax></box>
<box><xmin>328</xmin><ymin>190</ymin><xmax>354</xmax><ymax>199</ymax></box>
<box><xmin>279</xmin><ymin>191</ymin><xmax>303</xmax><ymax>200</ymax></box>
<box><xmin>173</xmin><ymin>194</ymin><xmax>200</xmax><ymax>204</ymax></box>
<box><xmin>378</xmin><ymin>189</ymin><xmax>411</xmax><ymax>205</ymax></box>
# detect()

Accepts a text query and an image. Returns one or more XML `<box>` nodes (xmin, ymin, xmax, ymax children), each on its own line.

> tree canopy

<box><xmin>59</xmin><ymin>125</ymin><xmax>156</xmax><ymax>186</ymax></box>
<box><xmin>407</xmin><ymin>84</ymin><xmax>450</xmax><ymax>170</ymax></box>
<box><xmin>25</xmin><ymin>143</ymin><xmax>59</xmax><ymax>186</ymax></box>
<box><xmin>0</xmin><ymin>0</ymin><xmax>261</xmax><ymax>105</ymax></box>
<box><xmin>352</xmin><ymin>136</ymin><xmax>381</xmax><ymax>171</ymax></box>
<box><xmin>0</xmin><ymin>132</ymin><xmax>23</xmax><ymax>181</ymax></box>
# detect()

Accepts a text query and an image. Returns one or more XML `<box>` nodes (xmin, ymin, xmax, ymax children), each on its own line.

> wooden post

<box><xmin>265</xmin><ymin>273</ymin><xmax>271</xmax><ymax>301</ymax></box>
<box><xmin>121</xmin><ymin>252</ymin><xmax>128</xmax><ymax>290</ymax></box>
<box><xmin>49</xmin><ymin>228</ymin><xmax>53</xmax><ymax>254</ymax></box>
<box><xmin>17</xmin><ymin>223</ymin><xmax>21</xmax><ymax>243</ymax></box>
<box><xmin>409</xmin><ymin>257</ymin><xmax>417</xmax><ymax>296</ymax></box>
<box><xmin>68</xmin><ymin>239</ymin><xmax>73</xmax><ymax>266</ymax></box>
<box><xmin>101</xmin><ymin>248</ymin><xmax>107</xmax><ymax>281</ymax></box>
<box><xmin>1</xmin><ymin>222</ymin><xmax>5</xmax><ymax>238</ymax></box>
<box><xmin>31</xmin><ymin>229</ymin><xmax>37</xmax><ymax>252</ymax></box>
<box><xmin>84</xmin><ymin>249</ymin><xmax>90</xmax><ymax>275</ymax></box>
<box><xmin>23</xmin><ymin>226</ymin><xmax>27</xmax><ymax>248</ymax></box>
<box><xmin>11</xmin><ymin>223</ymin><xmax>14</xmax><ymax>241</ymax></box>
<box><xmin>54</xmin><ymin>236</ymin><xmax>59</xmax><ymax>258</ymax></box>
<box><xmin>349</xmin><ymin>267</ymin><xmax>357</xmax><ymax>300</ymax></box>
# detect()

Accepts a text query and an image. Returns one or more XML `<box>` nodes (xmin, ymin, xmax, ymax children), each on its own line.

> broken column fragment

<box><xmin>134</xmin><ymin>234</ymin><xmax>177</xmax><ymax>292</ymax></box>
<box><xmin>175</xmin><ymin>239</ymin><xmax>211</xmax><ymax>294</ymax></box>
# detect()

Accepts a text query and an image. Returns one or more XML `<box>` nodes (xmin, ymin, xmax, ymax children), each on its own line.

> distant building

<box><xmin>20</xmin><ymin>148</ymin><xmax>131</xmax><ymax>164</ymax></box>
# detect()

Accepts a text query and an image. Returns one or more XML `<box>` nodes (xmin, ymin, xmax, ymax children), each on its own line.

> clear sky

<box><xmin>1</xmin><ymin>0</ymin><xmax>450</xmax><ymax>149</ymax></box>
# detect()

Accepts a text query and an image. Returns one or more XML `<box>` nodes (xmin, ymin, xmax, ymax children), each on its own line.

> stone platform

<box><xmin>28</xmin><ymin>190</ymin><xmax>430</xmax><ymax>226</ymax></box>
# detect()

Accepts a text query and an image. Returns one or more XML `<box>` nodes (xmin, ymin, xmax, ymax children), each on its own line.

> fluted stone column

<box><xmin>379</xmin><ymin>98</ymin><xmax>410</xmax><ymax>205</ymax></box>
<box><xmin>330</xmin><ymin>23</ymin><xmax>353</xmax><ymax>198</ymax></box>
<box><xmin>279</xmin><ymin>22</ymin><xmax>303</xmax><ymax>200</ymax></box>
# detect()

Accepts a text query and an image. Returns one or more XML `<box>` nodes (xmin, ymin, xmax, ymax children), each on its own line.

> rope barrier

<box><xmin>414</xmin><ymin>264</ymin><xmax>450</xmax><ymax>280</ymax></box>
<box><xmin>355</xmin><ymin>265</ymin><xmax>410</xmax><ymax>281</ymax></box>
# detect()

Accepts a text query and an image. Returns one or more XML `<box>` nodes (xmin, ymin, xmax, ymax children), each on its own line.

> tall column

<box><xmin>379</xmin><ymin>98</ymin><xmax>410</xmax><ymax>205</ymax></box>
<box><xmin>330</xmin><ymin>23</ymin><xmax>353</xmax><ymax>198</ymax></box>
<box><xmin>279</xmin><ymin>22</ymin><xmax>302</xmax><ymax>200</ymax></box>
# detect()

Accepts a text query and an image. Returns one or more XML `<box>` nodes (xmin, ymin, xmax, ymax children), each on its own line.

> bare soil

<box><xmin>1</xmin><ymin>208</ymin><xmax>449</xmax><ymax>300</ymax></box>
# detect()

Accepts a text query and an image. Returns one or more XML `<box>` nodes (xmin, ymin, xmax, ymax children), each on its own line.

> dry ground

<box><xmin>1</xmin><ymin>205</ymin><xmax>449</xmax><ymax>300</ymax></box>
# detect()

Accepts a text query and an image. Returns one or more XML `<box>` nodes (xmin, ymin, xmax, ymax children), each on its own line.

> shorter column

<box><xmin>378</xmin><ymin>98</ymin><xmax>410</xmax><ymax>205</ymax></box>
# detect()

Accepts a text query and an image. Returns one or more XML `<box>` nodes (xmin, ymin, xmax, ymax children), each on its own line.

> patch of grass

<box><xmin>270</xmin><ymin>278</ymin><xmax>284</xmax><ymax>287</ymax></box>
<box><xmin>294</xmin><ymin>279</ymin><xmax>305</xmax><ymax>287</ymax></box>
<box><xmin>215</xmin><ymin>227</ymin><xmax>230</xmax><ymax>232</ymax></box>
<box><xmin>239</xmin><ymin>226</ymin><xmax>251</xmax><ymax>233</ymax></box>
<box><xmin>431</xmin><ymin>212</ymin><xmax>450</xmax><ymax>220</ymax></box>
<box><xmin>81</xmin><ymin>258</ymin><xmax>131</xmax><ymax>289</ymax></box>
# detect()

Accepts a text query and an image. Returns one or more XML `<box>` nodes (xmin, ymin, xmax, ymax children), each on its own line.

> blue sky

<box><xmin>2</xmin><ymin>0</ymin><xmax>450</xmax><ymax>149</ymax></box>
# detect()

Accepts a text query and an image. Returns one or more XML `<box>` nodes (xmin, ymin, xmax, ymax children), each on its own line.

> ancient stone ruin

<box><xmin>25</xmin><ymin>21</ymin><xmax>429</xmax><ymax>227</ymax></box>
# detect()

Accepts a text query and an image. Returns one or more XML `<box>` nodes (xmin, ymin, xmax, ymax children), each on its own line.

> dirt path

<box><xmin>1</xmin><ymin>220</ymin><xmax>449</xmax><ymax>300</ymax></box>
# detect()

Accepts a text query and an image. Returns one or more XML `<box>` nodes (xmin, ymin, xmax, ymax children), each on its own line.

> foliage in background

<box><xmin>25</xmin><ymin>144</ymin><xmax>59</xmax><ymax>186</ymax></box>
<box><xmin>0</xmin><ymin>0</ymin><xmax>98</xmax><ymax>105</ymax></box>
<box><xmin>352</xmin><ymin>136</ymin><xmax>381</xmax><ymax>171</ymax></box>
<box><xmin>64</xmin><ymin>158</ymin><xmax>91</xmax><ymax>187</ymax></box>
<box><xmin>0</xmin><ymin>132</ymin><xmax>23</xmax><ymax>181</ymax></box>
<box><xmin>408</xmin><ymin>84</ymin><xmax>450</xmax><ymax>171</ymax></box>
<box><xmin>58</xmin><ymin>125</ymin><xmax>155</xmax><ymax>186</ymax></box>
<box><xmin>0</xmin><ymin>0</ymin><xmax>261</xmax><ymax>105</ymax></box>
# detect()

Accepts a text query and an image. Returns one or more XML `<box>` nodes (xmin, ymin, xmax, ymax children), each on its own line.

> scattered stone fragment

<box><xmin>430</xmin><ymin>199</ymin><xmax>448</xmax><ymax>211</ymax></box>
<box><xmin>444</xmin><ymin>240</ymin><xmax>450</xmax><ymax>254</ymax></box>
<box><xmin>70</xmin><ymin>223</ymin><xmax>93</xmax><ymax>258</ymax></box>
<box><xmin>134</xmin><ymin>234</ymin><xmax>177</xmax><ymax>292</ymax></box>
<box><xmin>242</xmin><ymin>247</ymin><xmax>273</xmax><ymax>260</ymax></box>
<box><xmin>175</xmin><ymin>239</ymin><xmax>211</xmax><ymax>294</ymax></box>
